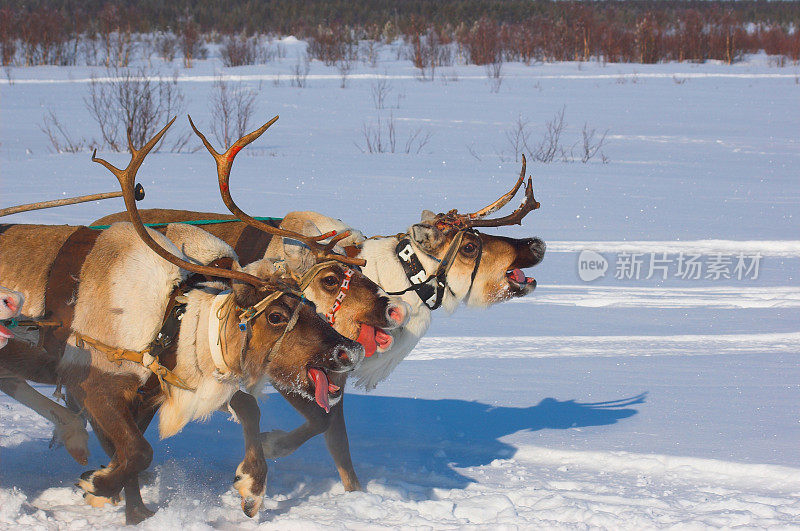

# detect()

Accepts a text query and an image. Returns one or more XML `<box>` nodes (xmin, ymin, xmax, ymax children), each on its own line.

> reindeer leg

<box><xmin>69</xmin><ymin>372</ymin><xmax>155</xmax><ymax>523</ymax></box>
<box><xmin>260</xmin><ymin>386</ymin><xmax>332</xmax><ymax>459</ymax></box>
<box><xmin>229</xmin><ymin>390</ymin><xmax>267</xmax><ymax>518</ymax></box>
<box><xmin>323</xmin><ymin>393</ymin><xmax>361</xmax><ymax>491</ymax></box>
<box><xmin>81</xmin><ymin>395</ymin><xmax>159</xmax><ymax>523</ymax></box>
<box><xmin>0</xmin><ymin>367</ymin><xmax>89</xmax><ymax>465</ymax></box>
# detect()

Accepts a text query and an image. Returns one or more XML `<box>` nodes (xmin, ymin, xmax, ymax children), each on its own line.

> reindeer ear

<box><xmin>281</xmin><ymin>220</ymin><xmax>319</xmax><ymax>275</ymax></box>
<box><xmin>420</xmin><ymin>210</ymin><xmax>436</xmax><ymax>222</ymax></box>
<box><xmin>410</xmin><ymin>223</ymin><xmax>445</xmax><ymax>252</ymax></box>
<box><xmin>232</xmin><ymin>259</ymin><xmax>275</xmax><ymax>308</ymax></box>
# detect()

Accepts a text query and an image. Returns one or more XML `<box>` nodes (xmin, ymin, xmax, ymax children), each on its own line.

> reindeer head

<box><xmin>188</xmin><ymin>115</ymin><xmax>410</xmax><ymax>359</ymax></box>
<box><xmin>227</xmin><ymin>260</ymin><xmax>363</xmax><ymax>412</ymax></box>
<box><xmin>405</xmin><ymin>154</ymin><xmax>545</xmax><ymax>310</ymax></box>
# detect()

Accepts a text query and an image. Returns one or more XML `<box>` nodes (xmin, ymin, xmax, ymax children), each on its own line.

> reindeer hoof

<box><xmin>76</xmin><ymin>469</ymin><xmax>121</xmax><ymax>500</ymax></box>
<box><xmin>233</xmin><ymin>462</ymin><xmax>265</xmax><ymax>518</ymax></box>
<box><xmin>260</xmin><ymin>429</ymin><xmax>291</xmax><ymax>459</ymax></box>
<box><xmin>125</xmin><ymin>502</ymin><xmax>156</xmax><ymax>525</ymax></box>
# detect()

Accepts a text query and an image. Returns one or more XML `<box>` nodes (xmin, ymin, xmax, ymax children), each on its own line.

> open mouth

<box><xmin>506</xmin><ymin>268</ymin><xmax>536</xmax><ymax>290</ymax></box>
<box><xmin>308</xmin><ymin>367</ymin><xmax>343</xmax><ymax>413</ymax></box>
<box><xmin>356</xmin><ymin>323</ymin><xmax>393</xmax><ymax>357</ymax></box>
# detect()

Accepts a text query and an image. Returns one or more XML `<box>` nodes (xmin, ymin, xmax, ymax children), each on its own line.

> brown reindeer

<box><xmin>60</xmin><ymin>119</ymin><xmax>370</xmax><ymax>524</ymax></box>
<box><xmin>0</xmin><ymin>118</ymin><xmax>405</xmax><ymax>523</ymax></box>
<box><xmin>94</xmin><ymin>152</ymin><xmax>546</xmax><ymax>493</ymax></box>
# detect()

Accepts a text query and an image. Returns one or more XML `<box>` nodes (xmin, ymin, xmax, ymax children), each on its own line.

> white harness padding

<box><xmin>208</xmin><ymin>291</ymin><xmax>234</xmax><ymax>378</ymax></box>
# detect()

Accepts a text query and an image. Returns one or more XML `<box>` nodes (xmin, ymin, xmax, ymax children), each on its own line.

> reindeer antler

<box><xmin>432</xmin><ymin>155</ymin><xmax>540</xmax><ymax>230</ymax></box>
<box><xmin>188</xmin><ymin>115</ymin><xmax>366</xmax><ymax>267</ymax></box>
<box><xmin>467</xmin><ymin>173</ymin><xmax>540</xmax><ymax>228</ymax></box>
<box><xmin>92</xmin><ymin>118</ymin><xmax>271</xmax><ymax>288</ymax></box>
<box><xmin>467</xmin><ymin>154</ymin><xmax>527</xmax><ymax>219</ymax></box>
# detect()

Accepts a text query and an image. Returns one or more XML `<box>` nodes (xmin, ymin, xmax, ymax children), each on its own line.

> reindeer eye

<box><xmin>267</xmin><ymin>311</ymin><xmax>286</xmax><ymax>325</ymax></box>
<box><xmin>461</xmin><ymin>242</ymin><xmax>478</xmax><ymax>256</ymax></box>
<box><xmin>321</xmin><ymin>275</ymin><xmax>340</xmax><ymax>289</ymax></box>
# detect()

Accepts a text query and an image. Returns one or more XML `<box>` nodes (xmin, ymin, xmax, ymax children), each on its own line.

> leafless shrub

<box><xmin>337</xmin><ymin>58</ymin><xmax>352</xmax><ymax>88</ymax></box>
<box><xmin>532</xmin><ymin>106</ymin><xmax>566</xmax><ymax>163</ymax></box>
<box><xmin>361</xmin><ymin>40</ymin><xmax>381</xmax><ymax>67</ymax></box>
<box><xmin>84</xmin><ymin>67</ymin><xmax>189</xmax><ymax>152</ymax></box>
<box><xmin>672</xmin><ymin>75</ymin><xmax>687</xmax><ymax>85</ymax></box>
<box><xmin>221</xmin><ymin>33</ymin><xmax>258</xmax><ymax>67</ymax></box>
<box><xmin>466</xmin><ymin>143</ymin><xmax>482</xmax><ymax>161</ymax></box>
<box><xmin>209</xmin><ymin>78</ymin><xmax>258</xmax><ymax>149</ymax></box>
<box><xmin>505</xmin><ymin>115</ymin><xmax>533</xmax><ymax>163</ymax></box>
<box><xmin>486</xmin><ymin>60</ymin><xmax>503</xmax><ymax>93</ymax></box>
<box><xmin>439</xmin><ymin>69</ymin><xmax>459</xmax><ymax>84</ymax></box>
<box><xmin>290</xmin><ymin>54</ymin><xmax>310</xmax><ymax>88</ymax></box>
<box><xmin>357</xmin><ymin>114</ymin><xmax>433</xmax><ymax>154</ymax></box>
<box><xmin>371</xmin><ymin>78</ymin><xmax>392</xmax><ymax>109</ymax></box>
<box><xmin>404</xmin><ymin>127</ymin><xmax>433</xmax><ymax>154</ymax></box>
<box><xmin>40</xmin><ymin>109</ymin><xmax>94</xmax><ymax>153</ymax></box>
<box><xmin>580</xmin><ymin>123</ymin><xmax>609</xmax><ymax>163</ymax></box>
<box><xmin>180</xmin><ymin>19</ymin><xmax>206</xmax><ymax>68</ymax></box>
<box><xmin>156</xmin><ymin>32</ymin><xmax>178</xmax><ymax>62</ymax></box>
<box><xmin>80</xmin><ymin>36</ymin><xmax>101</xmax><ymax>65</ymax></box>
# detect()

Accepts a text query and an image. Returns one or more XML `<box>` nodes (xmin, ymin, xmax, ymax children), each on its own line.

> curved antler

<box><xmin>467</xmin><ymin>174</ymin><xmax>540</xmax><ymax>228</ymax></box>
<box><xmin>92</xmin><ymin>118</ymin><xmax>270</xmax><ymax>288</ymax></box>
<box><xmin>188</xmin><ymin>115</ymin><xmax>366</xmax><ymax>267</ymax></box>
<box><xmin>467</xmin><ymin>154</ymin><xmax>527</xmax><ymax>219</ymax></box>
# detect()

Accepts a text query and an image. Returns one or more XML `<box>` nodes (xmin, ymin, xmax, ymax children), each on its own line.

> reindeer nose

<box><xmin>387</xmin><ymin>301</ymin><xmax>409</xmax><ymax>326</ymax></box>
<box><xmin>336</xmin><ymin>348</ymin><xmax>350</xmax><ymax>364</ymax></box>
<box><xmin>2</xmin><ymin>294</ymin><xmax>19</xmax><ymax>315</ymax></box>
<box><xmin>528</xmin><ymin>237</ymin><xmax>546</xmax><ymax>265</ymax></box>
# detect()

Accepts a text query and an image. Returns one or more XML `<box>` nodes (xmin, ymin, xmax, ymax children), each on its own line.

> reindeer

<box><xmin>94</xmin><ymin>143</ymin><xmax>546</xmax><ymax>493</ymax></box>
<box><xmin>60</xmin><ymin>119</ymin><xmax>374</xmax><ymax>524</ymax></box>
<box><xmin>0</xmin><ymin>118</ymin><xmax>406</xmax><ymax>523</ymax></box>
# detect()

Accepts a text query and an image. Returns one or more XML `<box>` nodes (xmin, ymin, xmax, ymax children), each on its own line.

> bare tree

<box><xmin>486</xmin><ymin>60</ymin><xmax>503</xmax><ymax>93</ymax></box>
<box><xmin>290</xmin><ymin>54</ymin><xmax>310</xmax><ymax>88</ymax></box>
<box><xmin>84</xmin><ymin>66</ymin><xmax>189</xmax><ymax>152</ymax></box>
<box><xmin>337</xmin><ymin>58</ymin><xmax>352</xmax><ymax>88</ymax></box>
<box><xmin>505</xmin><ymin>115</ymin><xmax>532</xmax><ymax>163</ymax></box>
<box><xmin>533</xmin><ymin>106</ymin><xmax>566</xmax><ymax>163</ymax></box>
<box><xmin>580</xmin><ymin>123</ymin><xmax>609</xmax><ymax>163</ymax></box>
<box><xmin>370</xmin><ymin>78</ymin><xmax>392</xmax><ymax>109</ymax></box>
<box><xmin>209</xmin><ymin>78</ymin><xmax>258</xmax><ymax>149</ymax></box>
<box><xmin>358</xmin><ymin>114</ymin><xmax>432</xmax><ymax>154</ymax></box>
<box><xmin>40</xmin><ymin>108</ymin><xmax>94</xmax><ymax>153</ymax></box>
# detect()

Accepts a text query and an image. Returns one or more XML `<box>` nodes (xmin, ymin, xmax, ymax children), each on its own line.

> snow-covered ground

<box><xmin>1</xmin><ymin>40</ymin><xmax>799</xmax><ymax>528</ymax></box>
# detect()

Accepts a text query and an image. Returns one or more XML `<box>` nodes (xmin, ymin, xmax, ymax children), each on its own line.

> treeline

<box><xmin>0</xmin><ymin>0</ymin><xmax>798</xmax><ymax>66</ymax></box>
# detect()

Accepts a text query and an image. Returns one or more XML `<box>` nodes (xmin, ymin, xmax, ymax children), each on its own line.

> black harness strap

<box><xmin>388</xmin><ymin>230</ymin><xmax>482</xmax><ymax>311</ymax></box>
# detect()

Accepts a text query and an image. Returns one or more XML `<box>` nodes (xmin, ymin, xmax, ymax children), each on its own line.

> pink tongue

<box><xmin>308</xmin><ymin>368</ymin><xmax>330</xmax><ymax>413</ymax></box>
<box><xmin>0</xmin><ymin>324</ymin><xmax>13</xmax><ymax>340</ymax></box>
<box><xmin>356</xmin><ymin>324</ymin><xmax>378</xmax><ymax>357</ymax></box>
<box><xmin>509</xmin><ymin>268</ymin><xmax>527</xmax><ymax>283</ymax></box>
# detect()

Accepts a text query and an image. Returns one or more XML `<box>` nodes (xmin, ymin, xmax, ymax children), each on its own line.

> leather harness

<box><xmin>388</xmin><ymin>229</ymin><xmax>483</xmax><ymax>311</ymax></box>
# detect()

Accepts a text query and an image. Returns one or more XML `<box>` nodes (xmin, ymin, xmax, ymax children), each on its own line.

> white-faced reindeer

<box><xmin>94</xmin><ymin>144</ymin><xmax>546</xmax><ymax>493</ymax></box>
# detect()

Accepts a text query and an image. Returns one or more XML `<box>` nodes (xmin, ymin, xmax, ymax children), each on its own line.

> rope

<box><xmin>87</xmin><ymin>216</ymin><xmax>283</xmax><ymax>231</ymax></box>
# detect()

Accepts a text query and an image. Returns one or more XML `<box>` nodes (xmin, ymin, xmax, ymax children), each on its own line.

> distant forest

<box><xmin>1</xmin><ymin>1</ymin><xmax>798</xmax><ymax>66</ymax></box>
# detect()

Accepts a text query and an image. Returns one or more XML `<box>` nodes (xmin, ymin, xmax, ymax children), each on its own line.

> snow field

<box><xmin>1</xmin><ymin>40</ymin><xmax>799</xmax><ymax>528</ymax></box>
